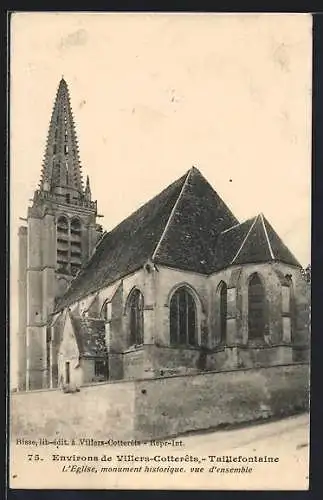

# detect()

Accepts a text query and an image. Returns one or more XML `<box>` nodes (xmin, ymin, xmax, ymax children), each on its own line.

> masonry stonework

<box><xmin>11</xmin><ymin>363</ymin><xmax>309</xmax><ymax>441</ymax></box>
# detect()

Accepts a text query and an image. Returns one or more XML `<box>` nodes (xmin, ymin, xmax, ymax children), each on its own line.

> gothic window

<box><xmin>170</xmin><ymin>287</ymin><xmax>197</xmax><ymax>346</ymax></box>
<box><xmin>282</xmin><ymin>276</ymin><xmax>293</xmax><ymax>343</ymax></box>
<box><xmin>128</xmin><ymin>289</ymin><xmax>144</xmax><ymax>346</ymax></box>
<box><xmin>217</xmin><ymin>281</ymin><xmax>227</xmax><ymax>343</ymax></box>
<box><xmin>248</xmin><ymin>273</ymin><xmax>266</xmax><ymax>340</ymax></box>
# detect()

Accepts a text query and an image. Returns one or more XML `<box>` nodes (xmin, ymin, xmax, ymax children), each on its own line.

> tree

<box><xmin>301</xmin><ymin>264</ymin><xmax>311</xmax><ymax>284</ymax></box>
<box><xmin>305</xmin><ymin>264</ymin><xmax>311</xmax><ymax>284</ymax></box>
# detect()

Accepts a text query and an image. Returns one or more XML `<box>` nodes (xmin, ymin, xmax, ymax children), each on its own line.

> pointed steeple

<box><xmin>85</xmin><ymin>175</ymin><xmax>91</xmax><ymax>201</ymax></box>
<box><xmin>39</xmin><ymin>77</ymin><xmax>84</xmax><ymax>196</ymax></box>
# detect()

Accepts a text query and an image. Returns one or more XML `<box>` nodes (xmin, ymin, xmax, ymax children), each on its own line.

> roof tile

<box><xmin>55</xmin><ymin>169</ymin><xmax>301</xmax><ymax>311</ymax></box>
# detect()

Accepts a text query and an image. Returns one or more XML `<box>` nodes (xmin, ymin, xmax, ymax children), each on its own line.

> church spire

<box><xmin>39</xmin><ymin>77</ymin><xmax>84</xmax><ymax>196</ymax></box>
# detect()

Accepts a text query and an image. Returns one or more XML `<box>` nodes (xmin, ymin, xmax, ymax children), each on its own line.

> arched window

<box><xmin>218</xmin><ymin>281</ymin><xmax>227</xmax><ymax>343</ymax></box>
<box><xmin>170</xmin><ymin>287</ymin><xmax>197</xmax><ymax>346</ymax></box>
<box><xmin>57</xmin><ymin>215</ymin><xmax>68</xmax><ymax>232</ymax></box>
<box><xmin>248</xmin><ymin>273</ymin><xmax>266</xmax><ymax>340</ymax></box>
<box><xmin>282</xmin><ymin>275</ymin><xmax>293</xmax><ymax>343</ymax></box>
<box><xmin>128</xmin><ymin>289</ymin><xmax>144</xmax><ymax>346</ymax></box>
<box><xmin>71</xmin><ymin>218</ymin><xmax>81</xmax><ymax>234</ymax></box>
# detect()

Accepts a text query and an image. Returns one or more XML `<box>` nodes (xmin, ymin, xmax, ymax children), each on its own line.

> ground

<box><xmin>171</xmin><ymin>412</ymin><xmax>309</xmax><ymax>490</ymax></box>
<box><xmin>10</xmin><ymin>413</ymin><xmax>309</xmax><ymax>490</ymax></box>
<box><xmin>181</xmin><ymin>412</ymin><xmax>309</xmax><ymax>455</ymax></box>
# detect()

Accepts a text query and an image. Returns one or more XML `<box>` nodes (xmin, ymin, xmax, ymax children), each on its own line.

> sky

<box><xmin>10</xmin><ymin>12</ymin><xmax>312</xmax><ymax>387</ymax></box>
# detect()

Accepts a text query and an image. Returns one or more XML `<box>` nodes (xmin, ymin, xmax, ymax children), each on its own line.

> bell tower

<box><xmin>17</xmin><ymin>78</ymin><xmax>102</xmax><ymax>391</ymax></box>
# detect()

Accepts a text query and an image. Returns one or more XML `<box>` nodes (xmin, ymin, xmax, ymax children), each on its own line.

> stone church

<box><xmin>17</xmin><ymin>78</ymin><xmax>310</xmax><ymax>392</ymax></box>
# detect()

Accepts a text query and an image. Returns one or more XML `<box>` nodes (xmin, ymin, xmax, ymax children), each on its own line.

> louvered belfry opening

<box><xmin>248</xmin><ymin>273</ymin><xmax>266</xmax><ymax>340</ymax></box>
<box><xmin>56</xmin><ymin>215</ymin><xmax>82</xmax><ymax>276</ymax></box>
<box><xmin>56</xmin><ymin>215</ymin><xmax>69</xmax><ymax>274</ymax></box>
<box><xmin>70</xmin><ymin>218</ymin><xmax>82</xmax><ymax>276</ymax></box>
<box><xmin>170</xmin><ymin>287</ymin><xmax>197</xmax><ymax>346</ymax></box>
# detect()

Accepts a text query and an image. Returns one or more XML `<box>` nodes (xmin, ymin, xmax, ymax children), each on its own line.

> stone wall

<box><xmin>133</xmin><ymin>363</ymin><xmax>309</xmax><ymax>440</ymax></box>
<box><xmin>11</xmin><ymin>381</ymin><xmax>136</xmax><ymax>440</ymax></box>
<box><xmin>11</xmin><ymin>363</ymin><xmax>309</xmax><ymax>441</ymax></box>
<box><xmin>123</xmin><ymin>347</ymin><xmax>147</xmax><ymax>379</ymax></box>
<box><xmin>145</xmin><ymin>344</ymin><xmax>204</xmax><ymax>375</ymax></box>
<box><xmin>121</xmin><ymin>344</ymin><xmax>307</xmax><ymax>379</ymax></box>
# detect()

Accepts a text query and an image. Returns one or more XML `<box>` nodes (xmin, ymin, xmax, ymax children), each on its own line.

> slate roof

<box><xmin>215</xmin><ymin>217</ymin><xmax>256</xmax><ymax>270</ymax></box>
<box><xmin>70</xmin><ymin>314</ymin><xmax>106</xmax><ymax>358</ymax></box>
<box><xmin>214</xmin><ymin>213</ymin><xmax>300</xmax><ymax>270</ymax></box>
<box><xmin>55</xmin><ymin>167</ymin><xmax>300</xmax><ymax>311</ymax></box>
<box><xmin>262</xmin><ymin>216</ymin><xmax>301</xmax><ymax>267</ymax></box>
<box><xmin>233</xmin><ymin>214</ymin><xmax>273</xmax><ymax>265</ymax></box>
<box><xmin>152</xmin><ymin>166</ymin><xmax>239</xmax><ymax>272</ymax></box>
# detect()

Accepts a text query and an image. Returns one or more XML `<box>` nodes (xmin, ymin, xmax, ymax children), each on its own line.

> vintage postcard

<box><xmin>9</xmin><ymin>12</ymin><xmax>311</xmax><ymax>490</ymax></box>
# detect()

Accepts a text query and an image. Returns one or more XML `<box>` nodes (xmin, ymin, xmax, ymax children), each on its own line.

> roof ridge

<box><xmin>262</xmin><ymin>215</ymin><xmax>301</xmax><ymax>267</ymax></box>
<box><xmin>221</xmin><ymin>220</ymin><xmax>249</xmax><ymax>235</ymax></box>
<box><xmin>151</xmin><ymin>168</ymin><xmax>192</xmax><ymax>261</ymax></box>
<box><xmin>230</xmin><ymin>214</ymin><xmax>259</xmax><ymax>265</ymax></box>
<box><xmin>260</xmin><ymin>213</ymin><xmax>275</xmax><ymax>260</ymax></box>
